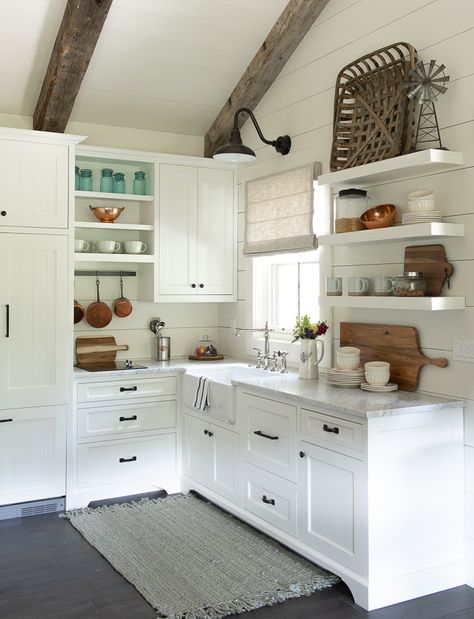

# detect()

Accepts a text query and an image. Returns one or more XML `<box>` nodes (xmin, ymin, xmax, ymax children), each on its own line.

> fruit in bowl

<box><xmin>89</xmin><ymin>205</ymin><xmax>124</xmax><ymax>223</ymax></box>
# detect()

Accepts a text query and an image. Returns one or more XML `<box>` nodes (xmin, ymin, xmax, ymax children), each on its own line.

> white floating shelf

<box><xmin>74</xmin><ymin>253</ymin><xmax>154</xmax><ymax>263</ymax></box>
<box><xmin>318</xmin><ymin>222</ymin><xmax>464</xmax><ymax>246</ymax></box>
<box><xmin>318</xmin><ymin>295</ymin><xmax>465</xmax><ymax>311</ymax></box>
<box><xmin>75</xmin><ymin>221</ymin><xmax>154</xmax><ymax>231</ymax></box>
<box><xmin>318</xmin><ymin>149</ymin><xmax>464</xmax><ymax>188</ymax></box>
<box><xmin>75</xmin><ymin>190</ymin><xmax>154</xmax><ymax>202</ymax></box>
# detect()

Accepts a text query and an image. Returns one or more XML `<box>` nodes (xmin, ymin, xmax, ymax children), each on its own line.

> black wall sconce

<box><xmin>212</xmin><ymin>107</ymin><xmax>291</xmax><ymax>162</ymax></box>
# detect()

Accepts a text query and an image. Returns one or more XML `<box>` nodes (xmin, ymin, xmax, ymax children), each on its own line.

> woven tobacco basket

<box><xmin>330</xmin><ymin>42</ymin><xmax>418</xmax><ymax>171</ymax></box>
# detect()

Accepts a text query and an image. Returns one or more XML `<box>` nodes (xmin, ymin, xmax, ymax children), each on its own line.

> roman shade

<box><xmin>244</xmin><ymin>163</ymin><xmax>319</xmax><ymax>256</ymax></box>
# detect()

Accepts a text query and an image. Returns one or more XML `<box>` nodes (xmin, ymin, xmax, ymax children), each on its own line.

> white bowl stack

<box><xmin>402</xmin><ymin>189</ymin><xmax>441</xmax><ymax>224</ymax></box>
<box><xmin>327</xmin><ymin>347</ymin><xmax>364</xmax><ymax>388</ymax></box>
<box><xmin>361</xmin><ymin>361</ymin><xmax>398</xmax><ymax>392</ymax></box>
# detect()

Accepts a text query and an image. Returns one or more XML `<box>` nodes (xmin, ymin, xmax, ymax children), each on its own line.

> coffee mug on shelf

<box><xmin>373</xmin><ymin>276</ymin><xmax>393</xmax><ymax>296</ymax></box>
<box><xmin>348</xmin><ymin>276</ymin><xmax>369</xmax><ymax>296</ymax></box>
<box><xmin>326</xmin><ymin>277</ymin><xmax>342</xmax><ymax>296</ymax></box>
<box><xmin>97</xmin><ymin>240</ymin><xmax>121</xmax><ymax>253</ymax></box>
<box><xmin>124</xmin><ymin>240</ymin><xmax>147</xmax><ymax>254</ymax></box>
<box><xmin>74</xmin><ymin>239</ymin><xmax>90</xmax><ymax>253</ymax></box>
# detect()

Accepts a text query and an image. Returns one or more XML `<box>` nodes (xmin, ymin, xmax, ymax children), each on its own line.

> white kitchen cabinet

<box><xmin>0</xmin><ymin>406</ymin><xmax>66</xmax><ymax>504</ymax></box>
<box><xmin>158</xmin><ymin>163</ymin><xmax>235</xmax><ymax>301</ymax></box>
<box><xmin>182</xmin><ymin>412</ymin><xmax>240</xmax><ymax>503</ymax></box>
<box><xmin>0</xmin><ymin>137</ymin><xmax>69</xmax><ymax>229</ymax></box>
<box><xmin>0</xmin><ymin>233</ymin><xmax>69</xmax><ymax>410</ymax></box>
<box><xmin>298</xmin><ymin>440</ymin><xmax>365</xmax><ymax>573</ymax></box>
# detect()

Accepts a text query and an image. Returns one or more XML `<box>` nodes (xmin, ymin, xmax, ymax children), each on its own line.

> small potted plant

<box><xmin>292</xmin><ymin>315</ymin><xmax>329</xmax><ymax>379</ymax></box>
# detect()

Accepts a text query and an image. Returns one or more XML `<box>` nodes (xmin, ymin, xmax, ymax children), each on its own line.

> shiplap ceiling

<box><xmin>1</xmin><ymin>0</ymin><xmax>289</xmax><ymax>136</ymax></box>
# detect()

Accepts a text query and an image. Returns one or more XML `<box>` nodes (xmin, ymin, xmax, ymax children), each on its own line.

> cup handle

<box><xmin>315</xmin><ymin>340</ymin><xmax>325</xmax><ymax>365</ymax></box>
<box><xmin>83</xmin><ymin>241</ymin><xmax>90</xmax><ymax>252</ymax></box>
<box><xmin>140</xmin><ymin>243</ymin><xmax>147</xmax><ymax>253</ymax></box>
<box><xmin>335</xmin><ymin>279</ymin><xmax>341</xmax><ymax>292</ymax></box>
<box><xmin>361</xmin><ymin>278</ymin><xmax>369</xmax><ymax>292</ymax></box>
<box><xmin>114</xmin><ymin>242</ymin><xmax>121</xmax><ymax>253</ymax></box>
<box><xmin>387</xmin><ymin>278</ymin><xmax>393</xmax><ymax>293</ymax></box>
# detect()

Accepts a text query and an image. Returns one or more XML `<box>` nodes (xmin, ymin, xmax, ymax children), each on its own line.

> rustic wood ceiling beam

<box><xmin>204</xmin><ymin>0</ymin><xmax>330</xmax><ymax>158</ymax></box>
<box><xmin>33</xmin><ymin>0</ymin><xmax>113</xmax><ymax>133</ymax></box>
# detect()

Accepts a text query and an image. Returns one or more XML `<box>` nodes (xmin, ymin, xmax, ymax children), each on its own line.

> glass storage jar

<box><xmin>133</xmin><ymin>171</ymin><xmax>146</xmax><ymax>195</ymax></box>
<box><xmin>335</xmin><ymin>188</ymin><xmax>369</xmax><ymax>233</ymax></box>
<box><xmin>78</xmin><ymin>169</ymin><xmax>93</xmax><ymax>191</ymax></box>
<box><xmin>192</xmin><ymin>335</ymin><xmax>218</xmax><ymax>357</ymax></box>
<box><xmin>100</xmin><ymin>168</ymin><xmax>114</xmax><ymax>193</ymax></box>
<box><xmin>113</xmin><ymin>172</ymin><xmax>126</xmax><ymax>193</ymax></box>
<box><xmin>392</xmin><ymin>272</ymin><xmax>426</xmax><ymax>297</ymax></box>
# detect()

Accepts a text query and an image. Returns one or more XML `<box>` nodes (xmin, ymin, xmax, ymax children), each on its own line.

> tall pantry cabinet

<box><xmin>0</xmin><ymin>128</ymin><xmax>83</xmax><ymax>506</ymax></box>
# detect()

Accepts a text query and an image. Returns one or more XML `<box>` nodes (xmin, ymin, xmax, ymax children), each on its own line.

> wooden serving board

<box><xmin>76</xmin><ymin>336</ymin><xmax>129</xmax><ymax>365</ymax></box>
<box><xmin>340</xmin><ymin>322</ymin><xmax>448</xmax><ymax>391</ymax></box>
<box><xmin>188</xmin><ymin>355</ymin><xmax>224</xmax><ymax>361</ymax></box>
<box><xmin>404</xmin><ymin>244</ymin><xmax>454</xmax><ymax>296</ymax></box>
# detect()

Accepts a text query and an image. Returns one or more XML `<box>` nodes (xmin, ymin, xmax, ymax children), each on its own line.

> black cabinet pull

<box><xmin>199</xmin><ymin>283</ymin><xmax>204</xmax><ymax>288</ymax></box>
<box><xmin>204</xmin><ymin>429</ymin><xmax>208</xmax><ymax>435</ymax></box>
<box><xmin>119</xmin><ymin>456</ymin><xmax>137</xmax><ymax>463</ymax></box>
<box><xmin>0</xmin><ymin>210</ymin><xmax>6</xmax><ymax>216</ymax></box>
<box><xmin>323</xmin><ymin>424</ymin><xmax>339</xmax><ymax>434</ymax></box>
<box><xmin>5</xmin><ymin>304</ymin><xmax>9</xmax><ymax>338</ymax></box>
<box><xmin>119</xmin><ymin>415</ymin><xmax>137</xmax><ymax>422</ymax></box>
<box><xmin>299</xmin><ymin>451</ymin><xmax>305</xmax><ymax>458</ymax></box>
<box><xmin>254</xmin><ymin>430</ymin><xmax>278</xmax><ymax>441</ymax></box>
<box><xmin>0</xmin><ymin>418</ymin><xmax>13</xmax><ymax>423</ymax></box>
<box><xmin>262</xmin><ymin>495</ymin><xmax>275</xmax><ymax>506</ymax></box>
<box><xmin>207</xmin><ymin>431</ymin><xmax>213</xmax><ymax>437</ymax></box>
<box><xmin>191</xmin><ymin>283</ymin><xmax>197</xmax><ymax>288</ymax></box>
<box><xmin>120</xmin><ymin>386</ymin><xmax>137</xmax><ymax>392</ymax></box>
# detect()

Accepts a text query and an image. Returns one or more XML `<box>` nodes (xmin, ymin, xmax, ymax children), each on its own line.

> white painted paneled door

<box><xmin>0</xmin><ymin>233</ymin><xmax>69</xmax><ymax>409</ymax></box>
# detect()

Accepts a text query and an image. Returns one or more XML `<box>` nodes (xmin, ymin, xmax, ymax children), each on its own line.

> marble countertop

<box><xmin>73</xmin><ymin>357</ymin><xmax>463</xmax><ymax>419</ymax></box>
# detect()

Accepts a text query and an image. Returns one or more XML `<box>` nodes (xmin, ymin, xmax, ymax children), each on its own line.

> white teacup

<box><xmin>364</xmin><ymin>361</ymin><xmax>390</xmax><ymax>385</ymax></box>
<box><xmin>348</xmin><ymin>277</ymin><xmax>369</xmax><ymax>296</ymax></box>
<box><xmin>336</xmin><ymin>346</ymin><xmax>360</xmax><ymax>370</ymax></box>
<box><xmin>74</xmin><ymin>239</ymin><xmax>90</xmax><ymax>253</ymax></box>
<box><xmin>326</xmin><ymin>277</ymin><xmax>342</xmax><ymax>296</ymax></box>
<box><xmin>98</xmin><ymin>240</ymin><xmax>120</xmax><ymax>253</ymax></box>
<box><xmin>125</xmin><ymin>241</ymin><xmax>147</xmax><ymax>254</ymax></box>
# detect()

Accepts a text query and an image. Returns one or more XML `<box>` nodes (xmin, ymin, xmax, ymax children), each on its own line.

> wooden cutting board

<box><xmin>76</xmin><ymin>336</ymin><xmax>129</xmax><ymax>366</ymax></box>
<box><xmin>404</xmin><ymin>244</ymin><xmax>454</xmax><ymax>296</ymax></box>
<box><xmin>340</xmin><ymin>322</ymin><xmax>448</xmax><ymax>391</ymax></box>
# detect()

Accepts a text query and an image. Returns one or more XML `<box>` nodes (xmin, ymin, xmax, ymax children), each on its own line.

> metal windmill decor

<box><xmin>405</xmin><ymin>59</ymin><xmax>450</xmax><ymax>150</ymax></box>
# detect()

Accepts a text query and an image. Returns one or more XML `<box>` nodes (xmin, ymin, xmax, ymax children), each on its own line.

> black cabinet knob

<box><xmin>0</xmin><ymin>211</ymin><xmax>6</xmax><ymax>216</ymax></box>
<box><xmin>299</xmin><ymin>451</ymin><xmax>305</xmax><ymax>458</ymax></box>
<box><xmin>208</xmin><ymin>431</ymin><xmax>213</xmax><ymax>437</ymax></box>
<box><xmin>191</xmin><ymin>283</ymin><xmax>197</xmax><ymax>288</ymax></box>
<box><xmin>199</xmin><ymin>283</ymin><xmax>204</xmax><ymax>288</ymax></box>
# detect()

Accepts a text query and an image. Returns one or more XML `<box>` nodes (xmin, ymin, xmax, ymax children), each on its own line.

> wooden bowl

<box><xmin>360</xmin><ymin>204</ymin><xmax>396</xmax><ymax>229</ymax></box>
<box><xmin>89</xmin><ymin>205</ymin><xmax>124</xmax><ymax>223</ymax></box>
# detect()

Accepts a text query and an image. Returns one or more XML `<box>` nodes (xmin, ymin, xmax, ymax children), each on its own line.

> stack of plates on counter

<box><xmin>360</xmin><ymin>382</ymin><xmax>398</xmax><ymax>392</ymax></box>
<box><xmin>327</xmin><ymin>367</ymin><xmax>364</xmax><ymax>388</ymax></box>
<box><xmin>402</xmin><ymin>210</ymin><xmax>442</xmax><ymax>224</ymax></box>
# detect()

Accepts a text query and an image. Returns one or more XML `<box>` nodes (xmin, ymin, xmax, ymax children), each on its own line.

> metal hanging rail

<box><xmin>74</xmin><ymin>270</ymin><xmax>137</xmax><ymax>277</ymax></box>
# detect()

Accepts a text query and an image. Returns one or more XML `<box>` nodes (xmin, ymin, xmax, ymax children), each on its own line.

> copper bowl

<box><xmin>360</xmin><ymin>204</ymin><xmax>396</xmax><ymax>229</ymax></box>
<box><xmin>89</xmin><ymin>205</ymin><xmax>124</xmax><ymax>223</ymax></box>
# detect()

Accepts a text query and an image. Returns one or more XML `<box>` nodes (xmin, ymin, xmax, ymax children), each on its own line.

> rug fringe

<box><xmin>60</xmin><ymin>493</ymin><xmax>189</xmax><ymax>519</ymax></box>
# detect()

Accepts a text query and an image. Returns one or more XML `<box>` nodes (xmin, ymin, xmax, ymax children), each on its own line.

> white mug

<box><xmin>74</xmin><ymin>239</ymin><xmax>90</xmax><ymax>253</ymax></box>
<box><xmin>348</xmin><ymin>277</ymin><xmax>369</xmax><ymax>296</ymax></box>
<box><xmin>373</xmin><ymin>276</ymin><xmax>393</xmax><ymax>296</ymax></box>
<box><xmin>124</xmin><ymin>241</ymin><xmax>147</xmax><ymax>254</ymax></box>
<box><xmin>326</xmin><ymin>277</ymin><xmax>342</xmax><ymax>296</ymax></box>
<box><xmin>97</xmin><ymin>240</ymin><xmax>121</xmax><ymax>253</ymax></box>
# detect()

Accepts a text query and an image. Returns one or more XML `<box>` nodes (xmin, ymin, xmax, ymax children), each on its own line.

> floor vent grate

<box><xmin>0</xmin><ymin>497</ymin><xmax>65</xmax><ymax>520</ymax></box>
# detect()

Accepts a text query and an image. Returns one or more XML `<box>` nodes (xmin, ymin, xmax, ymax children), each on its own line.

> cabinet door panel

<box><xmin>158</xmin><ymin>164</ymin><xmax>197</xmax><ymax>294</ymax></box>
<box><xmin>298</xmin><ymin>441</ymin><xmax>365</xmax><ymax>573</ymax></box>
<box><xmin>182</xmin><ymin>413</ymin><xmax>209</xmax><ymax>484</ymax></box>
<box><xmin>0</xmin><ymin>140</ymin><xmax>68</xmax><ymax>228</ymax></box>
<box><xmin>197</xmin><ymin>168</ymin><xmax>234</xmax><ymax>295</ymax></box>
<box><xmin>0</xmin><ymin>406</ymin><xmax>66</xmax><ymax>505</ymax></box>
<box><xmin>210</xmin><ymin>424</ymin><xmax>240</xmax><ymax>503</ymax></box>
<box><xmin>0</xmin><ymin>234</ymin><xmax>69</xmax><ymax>409</ymax></box>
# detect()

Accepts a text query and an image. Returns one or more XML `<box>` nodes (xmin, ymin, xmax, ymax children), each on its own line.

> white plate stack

<box><xmin>327</xmin><ymin>367</ymin><xmax>365</xmax><ymax>388</ymax></box>
<box><xmin>402</xmin><ymin>210</ymin><xmax>442</xmax><ymax>224</ymax></box>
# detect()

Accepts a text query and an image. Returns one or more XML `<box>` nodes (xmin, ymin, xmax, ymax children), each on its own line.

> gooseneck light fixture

<box><xmin>212</xmin><ymin>107</ymin><xmax>291</xmax><ymax>162</ymax></box>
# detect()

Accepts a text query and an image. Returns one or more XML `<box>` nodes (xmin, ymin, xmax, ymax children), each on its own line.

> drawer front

<box><xmin>77</xmin><ymin>400</ymin><xmax>177</xmax><ymax>439</ymax></box>
<box><xmin>76</xmin><ymin>433</ymin><xmax>176</xmax><ymax>488</ymax></box>
<box><xmin>77</xmin><ymin>376</ymin><xmax>177</xmax><ymax>404</ymax></box>
<box><xmin>300</xmin><ymin>408</ymin><xmax>364</xmax><ymax>457</ymax></box>
<box><xmin>240</xmin><ymin>393</ymin><xmax>297</xmax><ymax>481</ymax></box>
<box><xmin>243</xmin><ymin>464</ymin><xmax>297</xmax><ymax>536</ymax></box>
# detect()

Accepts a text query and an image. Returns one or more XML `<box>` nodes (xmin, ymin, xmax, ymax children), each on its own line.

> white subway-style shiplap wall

<box><xmin>218</xmin><ymin>0</ymin><xmax>474</xmax><ymax>584</ymax></box>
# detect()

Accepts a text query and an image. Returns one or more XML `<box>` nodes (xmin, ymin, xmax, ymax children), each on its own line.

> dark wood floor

<box><xmin>1</xmin><ymin>512</ymin><xmax>474</xmax><ymax>619</ymax></box>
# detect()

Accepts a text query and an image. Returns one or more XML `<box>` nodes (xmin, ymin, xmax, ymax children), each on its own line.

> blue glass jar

<box><xmin>100</xmin><ymin>168</ymin><xmax>114</xmax><ymax>193</ymax></box>
<box><xmin>113</xmin><ymin>172</ymin><xmax>126</xmax><ymax>193</ymax></box>
<box><xmin>75</xmin><ymin>166</ymin><xmax>80</xmax><ymax>190</ymax></box>
<box><xmin>79</xmin><ymin>169</ymin><xmax>93</xmax><ymax>191</ymax></box>
<box><xmin>133</xmin><ymin>171</ymin><xmax>146</xmax><ymax>195</ymax></box>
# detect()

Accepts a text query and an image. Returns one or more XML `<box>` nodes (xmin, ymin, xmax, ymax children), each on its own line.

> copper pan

<box><xmin>85</xmin><ymin>277</ymin><xmax>112</xmax><ymax>328</ymax></box>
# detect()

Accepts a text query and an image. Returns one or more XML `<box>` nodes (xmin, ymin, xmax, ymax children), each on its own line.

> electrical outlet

<box><xmin>453</xmin><ymin>339</ymin><xmax>474</xmax><ymax>363</ymax></box>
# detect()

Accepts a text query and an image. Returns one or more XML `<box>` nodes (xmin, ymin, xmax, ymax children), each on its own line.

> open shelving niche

<box><xmin>317</xmin><ymin>149</ymin><xmax>466</xmax><ymax>311</ymax></box>
<box><xmin>74</xmin><ymin>148</ymin><xmax>157</xmax><ymax>301</ymax></box>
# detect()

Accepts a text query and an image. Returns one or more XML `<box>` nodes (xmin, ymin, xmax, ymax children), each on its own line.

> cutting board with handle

<box><xmin>76</xmin><ymin>336</ymin><xmax>129</xmax><ymax>366</ymax></box>
<box><xmin>404</xmin><ymin>244</ymin><xmax>454</xmax><ymax>296</ymax></box>
<box><xmin>340</xmin><ymin>322</ymin><xmax>448</xmax><ymax>391</ymax></box>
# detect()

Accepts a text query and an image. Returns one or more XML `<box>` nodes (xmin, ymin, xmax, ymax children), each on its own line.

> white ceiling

<box><xmin>0</xmin><ymin>0</ymin><xmax>288</xmax><ymax>136</ymax></box>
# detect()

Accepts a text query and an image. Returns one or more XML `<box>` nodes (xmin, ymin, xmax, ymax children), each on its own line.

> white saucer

<box><xmin>360</xmin><ymin>382</ymin><xmax>398</xmax><ymax>392</ymax></box>
<box><xmin>327</xmin><ymin>381</ymin><xmax>361</xmax><ymax>389</ymax></box>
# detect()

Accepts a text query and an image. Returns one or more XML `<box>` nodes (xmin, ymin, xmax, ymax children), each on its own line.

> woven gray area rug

<box><xmin>62</xmin><ymin>494</ymin><xmax>339</xmax><ymax>619</ymax></box>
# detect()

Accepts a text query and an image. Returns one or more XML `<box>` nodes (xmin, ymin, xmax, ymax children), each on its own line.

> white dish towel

<box><xmin>193</xmin><ymin>376</ymin><xmax>212</xmax><ymax>411</ymax></box>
